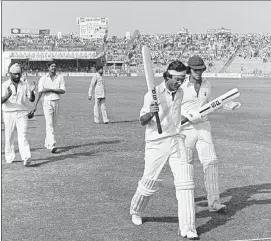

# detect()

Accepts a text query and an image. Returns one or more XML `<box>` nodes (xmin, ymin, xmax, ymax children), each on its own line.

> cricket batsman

<box><xmin>179</xmin><ymin>55</ymin><xmax>241</xmax><ymax>212</ymax></box>
<box><xmin>130</xmin><ymin>61</ymin><xmax>198</xmax><ymax>239</ymax></box>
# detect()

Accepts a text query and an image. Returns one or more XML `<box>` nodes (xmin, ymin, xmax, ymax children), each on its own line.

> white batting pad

<box><xmin>204</xmin><ymin>164</ymin><xmax>220</xmax><ymax>206</ymax></box>
<box><xmin>174</xmin><ymin>164</ymin><xmax>196</xmax><ymax>233</ymax></box>
<box><xmin>130</xmin><ymin>178</ymin><xmax>159</xmax><ymax>215</ymax></box>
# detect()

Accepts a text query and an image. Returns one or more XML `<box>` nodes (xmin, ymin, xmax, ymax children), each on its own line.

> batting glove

<box><xmin>223</xmin><ymin>101</ymin><xmax>241</xmax><ymax>111</ymax></box>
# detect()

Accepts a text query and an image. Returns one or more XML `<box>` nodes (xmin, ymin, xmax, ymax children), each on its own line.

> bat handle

<box><xmin>181</xmin><ymin>118</ymin><xmax>189</xmax><ymax>125</ymax></box>
<box><xmin>154</xmin><ymin>112</ymin><xmax>162</xmax><ymax>134</ymax></box>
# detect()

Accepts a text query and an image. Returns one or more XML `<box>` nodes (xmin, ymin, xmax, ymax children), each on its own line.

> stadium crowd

<box><xmin>2</xmin><ymin>31</ymin><xmax>271</xmax><ymax>74</ymax></box>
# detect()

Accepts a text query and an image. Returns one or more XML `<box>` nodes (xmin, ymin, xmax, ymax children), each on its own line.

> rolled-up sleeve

<box><xmin>140</xmin><ymin>91</ymin><xmax>152</xmax><ymax>117</ymax></box>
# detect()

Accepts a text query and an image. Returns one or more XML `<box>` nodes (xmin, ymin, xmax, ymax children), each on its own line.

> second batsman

<box><xmin>180</xmin><ymin>55</ymin><xmax>241</xmax><ymax>212</ymax></box>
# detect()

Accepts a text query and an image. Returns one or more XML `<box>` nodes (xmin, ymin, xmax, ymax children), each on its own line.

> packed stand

<box><xmin>3</xmin><ymin>32</ymin><xmax>271</xmax><ymax>74</ymax></box>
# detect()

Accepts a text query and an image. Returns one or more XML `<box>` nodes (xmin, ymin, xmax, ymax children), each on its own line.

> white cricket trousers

<box><xmin>43</xmin><ymin>100</ymin><xmax>59</xmax><ymax>149</ymax></box>
<box><xmin>130</xmin><ymin>134</ymin><xmax>197</xmax><ymax>233</ymax></box>
<box><xmin>3</xmin><ymin>111</ymin><xmax>31</xmax><ymax>163</ymax></box>
<box><xmin>94</xmin><ymin>98</ymin><xmax>109</xmax><ymax>123</ymax></box>
<box><xmin>180</xmin><ymin>121</ymin><xmax>220</xmax><ymax>206</ymax></box>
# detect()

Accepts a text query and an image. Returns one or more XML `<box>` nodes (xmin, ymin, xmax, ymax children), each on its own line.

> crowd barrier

<box><xmin>13</xmin><ymin>72</ymin><xmax>268</xmax><ymax>78</ymax></box>
<box><xmin>154</xmin><ymin>73</ymin><xmax>242</xmax><ymax>78</ymax></box>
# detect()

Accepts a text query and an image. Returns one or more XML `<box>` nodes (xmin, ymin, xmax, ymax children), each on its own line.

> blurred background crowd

<box><xmin>2</xmin><ymin>31</ymin><xmax>271</xmax><ymax>76</ymax></box>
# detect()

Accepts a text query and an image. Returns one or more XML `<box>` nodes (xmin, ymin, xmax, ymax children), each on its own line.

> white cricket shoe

<box><xmin>23</xmin><ymin>158</ymin><xmax>31</xmax><ymax>167</ymax></box>
<box><xmin>209</xmin><ymin>201</ymin><xmax>227</xmax><ymax>213</ymax></box>
<box><xmin>178</xmin><ymin>229</ymin><xmax>199</xmax><ymax>240</ymax></box>
<box><xmin>131</xmin><ymin>214</ymin><xmax>142</xmax><ymax>226</ymax></box>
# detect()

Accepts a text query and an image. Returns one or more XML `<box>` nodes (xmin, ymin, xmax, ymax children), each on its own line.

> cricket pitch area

<box><xmin>1</xmin><ymin>75</ymin><xmax>271</xmax><ymax>241</ymax></box>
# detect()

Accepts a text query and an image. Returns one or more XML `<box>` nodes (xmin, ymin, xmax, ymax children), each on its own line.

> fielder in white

<box><xmin>180</xmin><ymin>55</ymin><xmax>241</xmax><ymax>212</ymax></box>
<box><xmin>130</xmin><ymin>61</ymin><xmax>198</xmax><ymax>239</ymax></box>
<box><xmin>29</xmin><ymin>61</ymin><xmax>66</xmax><ymax>153</ymax></box>
<box><xmin>88</xmin><ymin>66</ymin><xmax>109</xmax><ymax>124</ymax></box>
<box><xmin>1</xmin><ymin>63</ymin><xmax>36</xmax><ymax>166</ymax></box>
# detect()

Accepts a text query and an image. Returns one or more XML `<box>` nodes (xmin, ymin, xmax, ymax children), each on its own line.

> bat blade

<box><xmin>142</xmin><ymin>46</ymin><xmax>162</xmax><ymax>134</ymax></box>
<box><xmin>181</xmin><ymin>88</ymin><xmax>240</xmax><ymax>125</ymax></box>
<box><xmin>142</xmin><ymin>46</ymin><xmax>155</xmax><ymax>91</ymax></box>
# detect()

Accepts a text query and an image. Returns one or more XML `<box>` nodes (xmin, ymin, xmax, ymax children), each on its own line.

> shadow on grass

<box><xmin>110</xmin><ymin>120</ymin><xmax>139</xmax><ymax>124</ymax></box>
<box><xmin>143</xmin><ymin>183</ymin><xmax>271</xmax><ymax>235</ymax></box>
<box><xmin>195</xmin><ymin>183</ymin><xmax>271</xmax><ymax>235</ymax></box>
<box><xmin>29</xmin><ymin>151</ymin><xmax>100</xmax><ymax>167</ymax></box>
<box><xmin>28</xmin><ymin>140</ymin><xmax>121</xmax><ymax>167</ymax></box>
<box><xmin>143</xmin><ymin>216</ymin><xmax>178</xmax><ymax>224</ymax></box>
<box><xmin>55</xmin><ymin>139</ymin><xmax>121</xmax><ymax>154</ymax></box>
<box><xmin>27</xmin><ymin>139</ymin><xmax>121</xmax><ymax>153</ymax></box>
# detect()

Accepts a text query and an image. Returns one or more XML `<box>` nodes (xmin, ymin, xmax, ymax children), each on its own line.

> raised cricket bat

<box><xmin>181</xmin><ymin>88</ymin><xmax>240</xmax><ymax>125</ymax></box>
<box><xmin>142</xmin><ymin>46</ymin><xmax>162</xmax><ymax>134</ymax></box>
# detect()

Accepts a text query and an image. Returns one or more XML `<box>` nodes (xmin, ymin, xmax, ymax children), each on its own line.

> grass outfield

<box><xmin>1</xmin><ymin>76</ymin><xmax>271</xmax><ymax>241</ymax></box>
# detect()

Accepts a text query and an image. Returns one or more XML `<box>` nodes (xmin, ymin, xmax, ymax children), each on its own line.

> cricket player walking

<box><xmin>1</xmin><ymin>63</ymin><xmax>36</xmax><ymax>166</ymax></box>
<box><xmin>88</xmin><ymin>66</ymin><xmax>109</xmax><ymax>124</ymax></box>
<box><xmin>180</xmin><ymin>55</ymin><xmax>241</xmax><ymax>212</ymax></box>
<box><xmin>130</xmin><ymin>61</ymin><xmax>198</xmax><ymax>239</ymax></box>
<box><xmin>29</xmin><ymin>61</ymin><xmax>66</xmax><ymax>153</ymax></box>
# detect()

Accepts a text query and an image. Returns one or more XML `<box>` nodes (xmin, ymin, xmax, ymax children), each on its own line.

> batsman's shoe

<box><xmin>178</xmin><ymin>229</ymin><xmax>198</xmax><ymax>240</ymax></box>
<box><xmin>131</xmin><ymin>214</ymin><xmax>142</xmax><ymax>226</ymax></box>
<box><xmin>23</xmin><ymin>158</ymin><xmax>31</xmax><ymax>167</ymax></box>
<box><xmin>209</xmin><ymin>201</ymin><xmax>226</xmax><ymax>213</ymax></box>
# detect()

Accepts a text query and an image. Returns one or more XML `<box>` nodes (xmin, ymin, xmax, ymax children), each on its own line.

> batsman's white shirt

<box><xmin>180</xmin><ymin>77</ymin><xmax>211</xmax><ymax>128</ymax></box>
<box><xmin>140</xmin><ymin>81</ymin><xmax>184</xmax><ymax>142</ymax></box>
<box><xmin>2</xmin><ymin>79</ymin><xmax>31</xmax><ymax>112</ymax></box>
<box><xmin>180</xmin><ymin>77</ymin><xmax>217</xmax><ymax>163</ymax></box>
<box><xmin>38</xmin><ymin>74</ymin><xmax>66</xmax><ymax>101</ymax></box>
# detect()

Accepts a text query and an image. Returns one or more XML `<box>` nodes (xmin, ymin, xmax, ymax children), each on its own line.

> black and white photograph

<box><xmin>1</xmin><ymin>1</ymin><xmax>271</xmax><ymax>240</ymax></box>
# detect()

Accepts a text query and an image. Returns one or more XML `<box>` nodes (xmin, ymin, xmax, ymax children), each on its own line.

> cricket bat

<box><xmin>142</xmin><ymin>46</ymin><xmax>162</xmax><ymax>134</ymax></box>
<box><xmin>181</xmin><ymin>88</ymin><xmax>240</xmax><ymax>125</ymax></box>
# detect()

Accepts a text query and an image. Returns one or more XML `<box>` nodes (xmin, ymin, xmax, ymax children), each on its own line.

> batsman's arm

<box><xmin>139</xmin><ymin>94</ymin><xmax>158</xmax><ymax>126</ymax></box>
<box><xmin>140</xmin><ymin>112</ymin><xmax>155</xmax><ymax>126</ymax></box>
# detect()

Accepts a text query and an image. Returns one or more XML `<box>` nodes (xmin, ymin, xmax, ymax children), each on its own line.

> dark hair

<box><xmin>96</xmin><ymin>65</ymin><xmax>103</xmax><ymax>71</ymax></box>
<box><xmin>163</xmin><ymin>60</ymin><xmax>187</xmax><ymax>81</ymax></box>
<box><xmin>46</xmin><ymin>61</ymin><xmax>57</xmax><ymax>68</ymax></box>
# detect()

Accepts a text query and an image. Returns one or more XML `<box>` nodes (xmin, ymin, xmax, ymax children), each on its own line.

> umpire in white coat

<box><xmin>88</xmin><ymin>66</ymin><xmax>109</xmax><ymax>124</ymax></box>
<box><xmin>1</xmin><ymin>63</ymin><xmax>36</xmax><ymax>166</ymax></box>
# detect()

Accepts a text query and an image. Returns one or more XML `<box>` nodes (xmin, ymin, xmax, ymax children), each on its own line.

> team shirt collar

<box><xmin>158</xmin><ymin>81</ymin><xmax>178</xmax><ymax>95</ymax></box>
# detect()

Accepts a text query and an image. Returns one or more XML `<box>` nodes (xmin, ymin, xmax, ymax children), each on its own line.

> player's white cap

<box><xmin>9</xmin><ymin>63</ymin><xmax>22</xmax><ymax>74</ymax></box>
